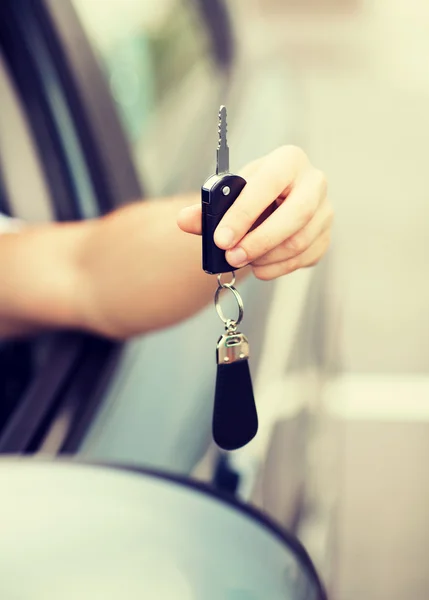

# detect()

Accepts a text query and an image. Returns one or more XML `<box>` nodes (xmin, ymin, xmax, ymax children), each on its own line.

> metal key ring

<box><xmin>217</xmin><ymin>271</ymin><xmax>236</xmax><ymax>288</ymax></box>
<box><xmin>214</xmin><ymin>282</ymin><xmax>244</xmax><ymax>327</ymax></box>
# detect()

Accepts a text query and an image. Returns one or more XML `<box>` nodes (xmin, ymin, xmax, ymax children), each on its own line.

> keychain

<box><xmin>202</xmin><ymin>106</ymin><xmax>258</xmax><ymax>451</ymax></box>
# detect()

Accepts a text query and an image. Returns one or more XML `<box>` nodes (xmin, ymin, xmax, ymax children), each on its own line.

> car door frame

<box><xmin>0</xmin><ymin>0</ymin><xmax>236</xmax><ymax>455</ymax></box>
<box><xmin>0</xmin><ymin>0</ymin><xmax>139</xmax><ymax>452</ymax></box>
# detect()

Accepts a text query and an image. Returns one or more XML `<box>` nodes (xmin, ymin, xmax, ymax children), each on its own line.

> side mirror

<box><xmin>0</xmin><ymin>459</ymin><xmax>327</xmax><ymax>599</ymax></box>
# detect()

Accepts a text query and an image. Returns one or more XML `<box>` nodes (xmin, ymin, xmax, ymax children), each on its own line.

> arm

<box><xmin>0</xmin><ymin>196</ymin><xmax>250</xmax><ymax>339</ymax></box>
<box><xmin>78</xmin><ymin>195</ymin><xmax>253</xmax><ymax>338</ymax></box>
<box><xmin>0</xmin><ymin>146</ymin><xmax>332</xmax><ymax>340</ymax></box>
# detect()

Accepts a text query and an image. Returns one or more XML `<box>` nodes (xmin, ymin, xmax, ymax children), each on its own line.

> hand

<box><xmin>177</xmin><ymin>146</ymin><xmax>333</xmax><ymax>280</ymax></box>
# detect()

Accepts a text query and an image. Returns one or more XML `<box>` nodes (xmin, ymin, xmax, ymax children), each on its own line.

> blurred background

<box><xmin>1</xmin><ymin>0</ymin><xmax>429</xmax><ymax>598</ymax></box>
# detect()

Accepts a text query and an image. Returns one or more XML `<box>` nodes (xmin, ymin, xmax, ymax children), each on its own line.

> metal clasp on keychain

<box><xmin>215</xmin><ymin>272</ymin><xmax>249</xmax><ymax>365</ymax></box>
<box><xmin>212</xmin><ymin>272</ymin><xmax>258</xmax><ymax>451</ymax></box>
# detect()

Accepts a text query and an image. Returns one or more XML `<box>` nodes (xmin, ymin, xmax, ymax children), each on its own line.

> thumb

<box><xmin>177</xmin><ymin>203</ymin><xmax>202</xmax><ymax>235</ymax></box>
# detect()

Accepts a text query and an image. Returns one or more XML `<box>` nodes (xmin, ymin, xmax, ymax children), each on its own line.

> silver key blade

<box><xmin>216</xmin><ymin>105</ymin><xmax>229</xmax><ymax>174</ymax></box>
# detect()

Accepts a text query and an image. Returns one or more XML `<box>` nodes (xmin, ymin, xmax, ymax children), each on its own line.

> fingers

<box><xmin>214</xmin><ymin>146</ymin><xmax>308</xmax><ymax>250</ymax></box>
<box><xmin>252</xmin><ymin>196</ymin><xmax>333</xmax><ymax>267</ymax></box>
<box><xmin>177</xmin><ymin>146</ymin><xmax>332</xmax><ymax>283</ymax></box>
<box><xmin>252</xmin><ymin>229</ymin><xmax>332</xmax><ymax>281</ymax></box>
<box><xmin>237</xmin><ymin>156</ymin><xmax>263</xmax><ymax>179</ymax></box>
<box><xmin>177</xmin><ymin>159</ymin><xmax>264</xmax><ymax>236</ymax></box>
<box><xmin>177</xmin><ymin>203</ymin><xmax>201</xmax><ymax>235</ymax></box>
<box><xmin>225</xmin><ymin>167</ymin><xmax>327</xmax><ymax>268</ymax></box>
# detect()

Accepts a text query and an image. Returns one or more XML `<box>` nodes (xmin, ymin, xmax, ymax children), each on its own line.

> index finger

<box><xmin>213</xmin><ymin>146</ymin><xmax>307</xmax><ymax>250</ymax></box>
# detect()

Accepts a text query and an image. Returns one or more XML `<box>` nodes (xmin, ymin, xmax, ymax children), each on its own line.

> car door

<box><xmin>0</xmin><ymin>0</ymin><xmax>326</xmax><ymax>546</ymax></box>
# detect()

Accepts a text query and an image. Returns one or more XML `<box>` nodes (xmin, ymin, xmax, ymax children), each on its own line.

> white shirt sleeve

<box><xmin>0</xmin><ymin>212</ymin><xmax>23</xmax><ymax>234</ymax></box>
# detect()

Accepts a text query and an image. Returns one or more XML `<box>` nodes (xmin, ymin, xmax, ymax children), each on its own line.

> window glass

<box><xmin>73</xmin><ymin>0</ymin><xmax>212</xmax><ymax>140</ymax></box>
<box><xmin>72</xmin><ymin>0</ymin><xmax>221</xmax><ymax>194</ymax></box>
<box><xmin>0</xmin><ymin>50</ymin><xmax>64</xmax><ymax>436</ymax></box>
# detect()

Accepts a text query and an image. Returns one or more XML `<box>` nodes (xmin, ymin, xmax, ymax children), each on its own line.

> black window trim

<box><xmin>0</xmin><ymin>3</ymin><xmax>83</xmax><ymax>222</ymax></box>
<box><xmin>0</xmin><ymin>158</ymin><xmax>12</xmax><ymax>216</ymax></box>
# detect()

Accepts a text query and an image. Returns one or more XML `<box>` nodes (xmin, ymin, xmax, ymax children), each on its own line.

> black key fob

<box><xmin>203</xmin><ymin>106</ymin><xmax>259</xmax><ymax>453</ymax></box>
<box><xmin>202</xmin><ymin>173</ymin><xmax>246</xmax><ymax>274</ymax></box>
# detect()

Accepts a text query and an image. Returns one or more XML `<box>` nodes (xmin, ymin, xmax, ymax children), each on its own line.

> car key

<box><xmin>203</xmin><ymin>107</ymin><xmax>258</xmax><ymax>452</ymax></box>
<box><xmin>202</xmin><ymin>105</ymin><xmax>246</xmax><ymax>275</ymax></box>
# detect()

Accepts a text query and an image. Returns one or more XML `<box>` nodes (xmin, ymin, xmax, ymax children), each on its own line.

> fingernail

<box><xmin>227</xmin><ymin>247</ymin><xmax>247</xmax><ymax>267</ymax></box>
<box><xmin>215</xmin><ymin>226</ymin><xmax>235</xmax><ymax>248</ymax></box>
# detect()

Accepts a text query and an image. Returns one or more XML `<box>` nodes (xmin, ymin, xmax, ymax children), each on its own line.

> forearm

<box><xmin>0</xmin><ymin>145</ymin><xmax>331</xmax><ymax>340</ymax></box>
<box><xmin>0</xmin><ymin>197</ymin><xmax>249</xmax><ymax>339</ymax></box>
<box><xmin>0</xmin><ymin>222</ymin><xmax>93</xmax><ymax>338</ymax></box>
<box><xmin>79</xmin><ymin>196</ymin><xmax>250</xmax><ymax>338</ymax></box>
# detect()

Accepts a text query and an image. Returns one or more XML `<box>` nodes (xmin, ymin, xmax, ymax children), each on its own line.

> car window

<box><xmin>0</xmin><ymin>49</ymin><xmax>53</xmax><ymax>222</ymax></box>
<box><xmin>72</xmin><ymin>0</ymin><xmax>223</xmax><ymax>195</ymax></box>
<box><xmin>0</xmin><ymin>49</ymin><xmax>55</xmax><ymax>432</ymax></box>
<box><xmin>0</xmin><ymin>47</ymin><xmax>85</xmax><ymax>440</ymax></box>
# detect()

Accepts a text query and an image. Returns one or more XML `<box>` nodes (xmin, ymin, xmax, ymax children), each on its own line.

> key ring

<box><xmin>214</xmin><ymin>271</ymin><xmax>244</xmax><ymax>328</ymax></box>
<box><xmin>217</xmin><ymin>272</ymin><xmax>236</xmax><ymax>288</ymax></box>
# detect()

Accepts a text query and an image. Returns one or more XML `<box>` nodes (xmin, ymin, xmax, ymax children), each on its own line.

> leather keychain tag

<box><xmin>212</xmin><ymin>274</ymin><xmax>258</xmax><ymax>451</ymax></box>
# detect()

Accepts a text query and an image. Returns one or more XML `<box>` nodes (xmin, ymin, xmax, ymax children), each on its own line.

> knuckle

<box><xmin>299</xmin><ymin>205</ymin><xmax>314</xmax><ymax>226</ymax></box>
<box><xmin>285</xmin><ymin>258</ymin><xmax>299</xmax><ymax>273</ymax></box>
<box><xmin>308</xmin><ymin>254</ymin><xmax>323</xmax><ymax>267</ymax></box>
<box><xmin>285</xmin><ymin>231</ymin><xmax>308</xmax><ymax>254</ymax></box>
<box><xmin>320</xmin><ymin>203</ymin><xmax>334</xmax><ymax>232</ymax></box>
<box><xmin>306</xmin><ymin>233</ymin><xmax>331</xmax><ymax>268</ymax></box>
<box><xmin>252</xmin><ymin>230</ymin><xmax>274</xmax><ymax>258</ymax></box>
<box><xmin>276</xmin><ymin>144</ymin><xmax>308</xmax><ymax>166</ymax></box>
<box><xmin>252</xmin><ymin>255</ymin><xmax>269</xmax><ymax>267</ymax></box>
<box><xmin>234</xmin><ymin>204</ymin><xmax>255</xmax><ymax>229</ymax></box>
<box><xmin>227</xmin><ymin>200</ymin><xmax>254</xmax><ymax>232</ymax></box>
<box><xmin>312</xmin><ymin>169</ymin><xmax>328</xmax><ymax>196</ymax></box>
<box><xmin>253</xmin><ymin>266</ymin><xmax>272</xmax><ymax>281</ymax></box>
<box><xmin>323</xmin><ymin>229</ymin><xmax>332</xmax><ymax>250</ymax></box>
